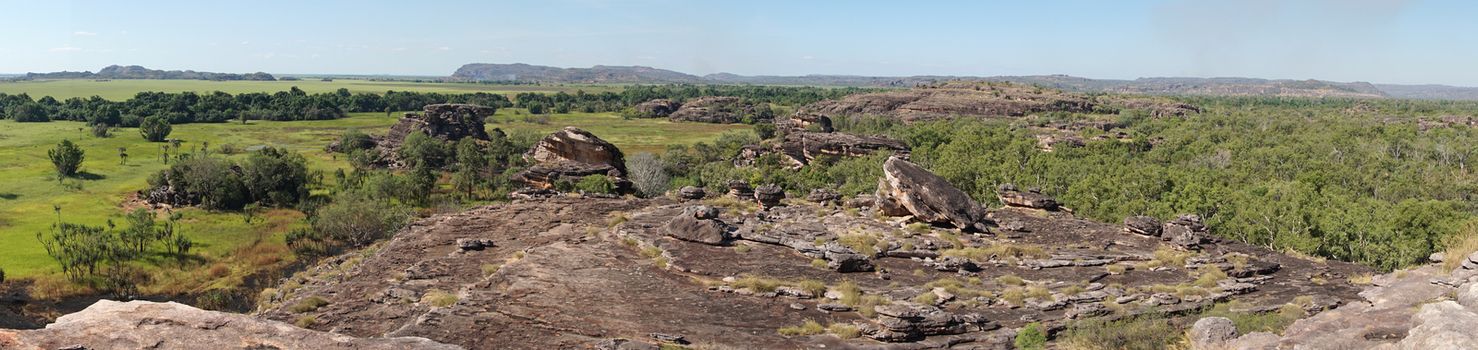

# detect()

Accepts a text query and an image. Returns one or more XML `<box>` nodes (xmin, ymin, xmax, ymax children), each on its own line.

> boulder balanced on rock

<box><xmin>876</xmin><ymin>156</ymin><xmax>989</xmax><ymax>232</ymax></box>
<box><xmin>512</xmin><ymin>127</ymin><xmax>632</xmax><ymax>193</ymax></box>
<box><xmin>664</xmin><ymin>206</ymin><xmax>730</xmax><ymax>245</ymax></box>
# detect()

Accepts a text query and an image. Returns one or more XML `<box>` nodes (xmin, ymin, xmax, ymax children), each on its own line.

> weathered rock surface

<box><xmin>1189</xmin><ymin>317</ymin><xmax>1237</xmax><ymax>349</ymax></box>
<box><xmin>776</xmin><ymin>131</ymin><xmax>910</xmax><ymax>167</ymax></box>
<box><xmin>1123</xmin><ymin>215</ymin><xmax>1161</xmax><ymax>236</ymax></box>
<box><xmin>1</xmin><ymin>300</ymin><xmax>457</xmax><ymax>350</ymax></box>
<box><xmin>754</xmin><ymin>184</ymin><xmax>785</xmax><ymax>209</ymax></box>
<box><xmin>676</xmin><ymin>186</ymin><xmax>706</xmax><ymax>200</ymax></box>
<box><xmin>512</xmin><ymin>127</ymin><xmax>632</xmax><ymax>192</ymax></box>
<box><xmin>663</xmin><ymin>206</ymin><xmax>730</xmax><ymax>245</ymax></box>
<box><xmin>1162</xmin><ymin>214</ymin><xmax>1209</xmax><ymax>249</ymax></box>
<box><xmin>877</xmin><ymin>156</ymin><xmax>988</xmax><ymax>231</ymax></box>
<box><xmin>802</xmin><ymin>82</ymin><xmax>1099</xmax><ymax>122</ymax></box>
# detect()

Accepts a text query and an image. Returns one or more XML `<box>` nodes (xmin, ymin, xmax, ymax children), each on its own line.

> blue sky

<box><xmin>3</xmin><ymin>0</ymin><xmax>1477</xmax><ymax>85</ymax></box>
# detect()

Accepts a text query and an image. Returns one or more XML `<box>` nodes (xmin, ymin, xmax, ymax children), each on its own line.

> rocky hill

<box><xmin>23</xmin><ymin>65</ymin><xmax>276</xmax><ymax>81</ymax></box>
<box><xmin>799</xmin><ymin>81</ymin><xmax>1199</xmax><ymax>123</ymax></box>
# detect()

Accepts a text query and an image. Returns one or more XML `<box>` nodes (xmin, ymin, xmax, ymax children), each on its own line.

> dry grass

<box><xmin>421</xmin><ymin>289</ymin><xmax>459</xmax><ymax>307</ymax></box>
<box><xmin>827</xmin><ymin>323</ymin><xmax>861</xmax><ymax>339</ymax></box>
<box><xmin>294</xmin><ymin>315</ymin><xmax>317</xmax><ymax>328</ymax></box>
<box><xmin>837</xmin><ymin>232</ymin><xmax>883</xmax><ymax>256</ymax></box>
<box><xmin>777</xmin><ymin>319</ymin><xmax>826</xmax><ymax>336</ymax></box>
<box><xmin>290</xmin><ymin>296</ymin><xmax>330</xmax><ymax>313</ymax></box>
<box><xmin>1149</xmin><ymin>247</ymin><xmax>1192</xmax><ymax>269</ymax></box>
<box><xmin>995</xmin><ymin>274</ymin><xmax>1026</xmax><ymax>286</ymax></box>
<box><xmin>1348</xmin><ymin>273</ymin><xmax>1374</xmax><ymax>285</ymax></box>
<box><xmin>942</xmin><ymin>244</ymin><xmax>1048</xmax><ymax>262</ymax></box>
<box><xmin>1191</xmin><ymin>265</ymin><xmax>1228</xmax><ymax>288</ymax></box>
<box><xmin>480</xmin><ymin>264</ymin><xmax>501</xmax><ymax>277</ymax></box>
<box><xmin>1442</xmin><ymin>224</ymin><xmax>1478</xmax><ymax>271</ymax></box>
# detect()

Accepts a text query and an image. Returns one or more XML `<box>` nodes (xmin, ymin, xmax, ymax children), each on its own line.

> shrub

<box><xmin>288</xmin><ymin>191</ymin><xmax>409</xmax><ymax>256</ymax></box>
<box><xmin>0</xmin><ymin>267</ymin><xmax>5</xmax><ymax>284</ymax></box>
<box><xmin>48</xmin><ymin>139</ymin><xmax>85</xmax><ymax>177</ymax></box>
<box><xmin>294</xmin><ymin>315</ymin><xmax>317</xmax><ymax>328</ymax></box>
<box><xmin>1062</xmin><ymin>313</ymin><xmax>1180</xmax><ymax>350</ymax></box>
<box><xmin>827</xmin><ymin>323</ymin><xmax>860</xmax><ymax>339</ymax></box>
<box><xmin>575</xmin><ymin>175</ymin><xmax>618</xmax><ymax>195</ymax></box>
<box><xmin>1014</xmin><ymin>322</ymin><xmax>1047</xmax><ymax>350</ymax></box>
<box><xmin>421</xmin><ymin>289</ymin><xmax>459</xmax><ymax>307</ymax></box>
<box><xmin>139</xmin><ymin>115</ymin><xmax>172</xmax><ymax>142</ymax></box>
<box><xmin>241</xmin><ymin>147</ymin><xmax>310</xmax><ymax>207</ymax></box>
<box><xmin>90</xmin><ymin>123</ymin><xmax>112</xmax><ymax>138</ymax></box>
<box><xmin>335</xmin><ymin>129</ymin><xmax>376</xmax><ymax>153</ymax></box>
<box><xmin>754</xmin><ymin>123</ymin><xmax>777</xmax><ymax>139</ymax></box>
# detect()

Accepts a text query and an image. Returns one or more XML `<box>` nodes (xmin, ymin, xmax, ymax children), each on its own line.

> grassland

<box><xmin>0</xmin><ymin>110</ymin><xmax>747</xmax><ymax>280</ymax></box>
<box><xmin>0</xmin><ymin>79</ymin><xmax>622</xmax><ymax>100</ymax></box>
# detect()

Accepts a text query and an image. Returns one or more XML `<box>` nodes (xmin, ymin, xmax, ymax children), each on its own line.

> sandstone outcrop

<box><xmin>667</xmin><ymin>96</ymin><xmax>772</xmax><ymax>124</ymax></box>
<box><xmin>877</xmin><ymin>157</ymin><xmax>989</xmax><ymax>231</ymax></box>
<box><xmin>996</xmin><ymin>184</ymin><xmax>1060</xmax><ymax>210</ymax></box>
<box><xmin>776</xmin><ymin>131</ymin><xmax>909</xmax><ymax>167</ymax></box>
<box><xmin>0</xmin><ymin>300</ymin><xmax>457</xmax><ymax>350</ymax></box>
<box><xmin>802</xmin><ymin>82</ymin><xmax>1098</xmax><ymax>122</ymax></box>
<box><xmin>511</xmin><ymin>127</ymin><xmax>632</xmax><ymax>192</ymax></box>
<box><xmin>633</xmin><ymin>99</ymin><xmax>680</xmax><ymax>118</ymax></box>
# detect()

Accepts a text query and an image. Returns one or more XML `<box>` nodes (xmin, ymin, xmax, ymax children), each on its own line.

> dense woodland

<box><xmin>650</xmin><ymin>96</ymin><xmax>1478</xmax><ymax>271</ymax></box>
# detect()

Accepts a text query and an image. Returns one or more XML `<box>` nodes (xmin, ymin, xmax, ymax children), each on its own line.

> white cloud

<box><xmin>49</xmin><ymin>46</ymin><xmax>83</xmax><ymax>53</ymax></box>
<box><xmin>437</xmin><ymin>46</ymin><xmax>451</xmax><ymax>51</ymax></box>
<box><xmin>240</xmin><ymin>41</ymin><xmax>250</xmax><ymax>45</ymax></box>
<box><xmin>73</xmin><ymin>31</ymin><xmax>97</xmax><ymax>36</ymax></box>
<box><xmin>801</xmin><ymin>55</ymin><xmax>815</xmax><ymax>60</ymax></box>
<box><xmin>392</xmin><ymin>47</ymin><xmax>408</xmax><ymax>52</ymax></box>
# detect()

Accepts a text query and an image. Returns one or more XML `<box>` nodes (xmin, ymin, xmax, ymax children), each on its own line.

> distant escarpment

<box><xmin>24</xmin><ymin>65</ymin><xmax>276</xmax><ymax>81</ymax></box>
<box><xmin>451</xmin><ymin>63</ymin><xmax>704</xmax><ymax>84</ymax></box>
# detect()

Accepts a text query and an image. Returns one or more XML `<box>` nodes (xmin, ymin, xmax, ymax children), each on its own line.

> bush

<box><xmin>290</xmin><ymin>296</ymin><xmax>330</xmax><ymax>313</ymax></box>
<box><xmin>90</xmin><ymin>123</ymin><xmax>112</xmax><ymax>138</ymax></box>
<box><xmin>149</xmin><ymin>157</ymin><xmax>250</xmax><ymax>210</ymax></box>
<box><xmin>754</xmin><ymin>123</ymin><xmax>777</xmax><ymax>140</ymax></box>
<box><xmin>0</xmin><ymin>267</ymin><xmax>5</xmax><ymax>284</ymax></box>
<box><xmin>287</xmin><ymin>191</ymin><xmax>409</xmax><ymax>257</ymax></box>
<box><xmin>1014</xmin><ymin>322</ymin><xmax>1047</xmax><ymax>350</ymax></box>
<box><xmin>139</xmin><ymin>115</ymin><xmax>172</xmax><ymax>142</ymax></box>
<box><xmin>48</xmin><ymin>139</ymin><xmax>85</xmax><ymax>177</ymax></box>
<box><xmin>1062</xmin><ymin>313</ymin><xmax>1180</xmax><ymax>350</ymax></box>
<box><xmin>7</xmin><ymin>102</ymin><xmax>49</xmax><ymax>122</ymax></box>
<box><xmin>626</xmin><ymin>152</ymin><xmax>669</xmax><ymax>197</ymax></box>
<box><xmin>335</xmin><ymin>129</ymin><xmax>376</xmax><ymax>153</ymax></box>
<box><xmin>241</xmin><ymin>147</ymin><xmax>310</xmax><ymax>207</ymax></box>
<box><xmin>575</xmin><ymin>175</ymin><xmax>618</xmax><ymax>195</ymax></box>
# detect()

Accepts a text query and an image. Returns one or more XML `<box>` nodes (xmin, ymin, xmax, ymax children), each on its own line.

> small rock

<box><xmin>823</xmin><ymin>290</ymin><xmax>844</xmax><ymax>300</ymax></box>
<box><xmin>727</xmin><ymin>180</ymin><xmax>753</xmax><ymax>198</ymax></box>
<box><xmin>456</xmin><ymin>238</ymin><xmax>495</xmax><ymax>251</ymax></box>
<box><xmin>1123</xmin><ymin>215</ymin><xmax>1161</xmax><ymax>236</ymax></box>
<box><xmin>677</xmin><ymin>186</ymin><xmax>706</xmax><ymax>200</ymax></box>
<box><xmin>827</xmin><ymin>253</ymin><xmax>876</xmax><ymax>273</ymax></box>
<box><xmin>1429</xmin><ymin>252</ymin><xmax>1446</xmax><ymax>263</ymax></box>
<box><xmin>648</xmin><ymin>333</ymin><xmax>688</xmax><ymax>345</ymax></box>
<box><xmin>688</xmin><ymin>205</ymin><xmax>719</xmax><ymax>220</ymax></box>
<box><xmin>789</xmin><ymin>303</ymin><xmax>807</xmax><ymax>310</ymax></box>
<box><xmin>806</xmin><ymin>188</ymin><xmax>842</xmax><ymax>204</ymax></box>
<box><xmin>818</xmin><ymin>303</ymin><xmax>854</xmax><ymax>312</ymax></box>
<box><xmin>754</xmin><ymin>184</ymin><xmax>785</xmax><ymax>209</ymax></box>
<box><xmin>1189</xmin><ymin>317</ymin><xmax>1238</xmax><ymax>348</ymax></box>
<box><xmin>932</xmin><ymin>288</ymin><xmax>956</xmax><ymax>304</ymax></box>
<box><xmin>845</xmin><ymin>195</ymin><xmax>877</xmax><ymax>209</ymax></box>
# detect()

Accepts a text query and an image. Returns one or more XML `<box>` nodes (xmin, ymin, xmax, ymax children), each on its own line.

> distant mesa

<box><xmin>22</xmin><ymin>65</ymin><xmax>276</xmax><ymax>81</ymax></box>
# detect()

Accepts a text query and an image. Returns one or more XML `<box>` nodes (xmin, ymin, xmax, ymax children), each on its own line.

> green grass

<box><xmin>0</xmin><ymin>110</ymin><xmax>746</xmax><ymax>278</ymax></box>
<box><xmin>0</xmin><ymin>79</ymin><xmax>623</xmax><ymax>101</ymax></box>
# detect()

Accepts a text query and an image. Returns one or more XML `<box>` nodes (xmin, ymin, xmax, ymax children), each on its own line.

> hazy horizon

<box><xmin>5</xmin><ymin>0</ymin><xmax>1477</xmax><ymax>86</ymax></box>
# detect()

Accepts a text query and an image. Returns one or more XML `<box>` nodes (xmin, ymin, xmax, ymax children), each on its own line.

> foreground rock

<box><xmin>0</xmin><ymin>300</ymin><xmax>457</xmax><ymax>350</ymax></box>
<box><xmin>877</xmin><ymin>156</ymin><xmax>989</xmax><ymax>231</ymax></box>
<box><xmin>512</xmin><ymin>127</ymin><xmax>632</xmax><ymax>192</ymax></box>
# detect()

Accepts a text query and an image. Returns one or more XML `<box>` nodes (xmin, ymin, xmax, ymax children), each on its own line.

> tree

<box><xmin>398</xmin><ymin>131</ymin><xmax>450</xmax><ymax>169</ymax></box>
<box><xmin>453</xmin><ymin>138</ymin><xmax>487</xmax><ymax>198</ymax></box>
<box><xmin>6</xmin><ymin>102</ymin><xmax>48</xmax><ymax>122</ymax></box>
<box><xmin>627</xmin><ymin>152</ymin><xmax>670</xmax><ymax>197</ymax></box>
<box><xmin>90</xmin><ymin>123</ymin><xmax>112</xmax><ymax>138</ymax></box>
<box><xmin>1014</xmin><ymin>322</ymin><xmax>1046</xmax><ymax>350</ymax></box>
<box><xmin>240</xmin><ymin>147</ymin><xmax>310</xmax><ymax>207</ymax></box>
<box><xmin>48</xmin><ymin>139</ymin><xmax>85</xmax><ymax>178</ymax></box>
<box><xmin>139</xmin><ymin>115</ymin><xmax>172</xmax><ymax>142</ymax></box>
<box><xmin>335</xmin><ymin>129</ymin><xmax>376</xmax><ymax>153</ymax></box>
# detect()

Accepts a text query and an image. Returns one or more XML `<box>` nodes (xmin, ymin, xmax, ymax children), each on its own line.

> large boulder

<box><xmin>876</xmin><ymin>157</ymin><xmax>988</xmax><ymax>232</ymax></box>
<box><xmin>512</xmin><ymin>127</ymin><xmax>631</xmax><ymax>192</ymax></box>
<box><xmin>0</xmin><ymin>300</ymin><xmax>459</xmax><ymax>350</ymax></box>
<box><xmin>995</xmin><ymin>184</ymin><xmax>1059</xmax><ymax>210</ymax></box>
<box><xmin>1162</xmin><ymin>214</ymin><xmax>1209</xmax><ymax>249</ymax></box>
<box><xmin>368</xmin><ymin>103</ymin><xmax>497</xmax><ymax>168</ymax></box>
<box><xmin>664</xmin><ymin>206</ymin><xmax>730</xmax><ymax>245</ymax></box>
<box><xmin>1123</xmin><ymin>216</ymin><xmax>1161</xmax><ymax>236</ymax></box>
<box><xmin>1188</xmin><ymin>317</ymin><xmax>1238</xmax><ymax>349</ymax></box>
<box><xmin>754</xmin><ymin>184</ymin><xmax>785</xmax><ymax>209</ymax></box>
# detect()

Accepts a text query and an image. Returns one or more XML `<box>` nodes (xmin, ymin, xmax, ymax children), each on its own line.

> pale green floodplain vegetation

<box><xmin>0</xmin><ymin>109</ymin><xmax>746</xmax><ymax>287</ymax></box>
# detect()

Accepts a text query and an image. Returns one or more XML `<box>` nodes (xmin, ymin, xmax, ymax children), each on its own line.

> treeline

<box><xmin>0</xmin><ymin>89</ymin><xmax>513</xmax><ymax>125</ymax></box>
<box><xmin>0</xmin><ymin>84</ymin><xmax>872</xmax><ymax>125</ymax></box>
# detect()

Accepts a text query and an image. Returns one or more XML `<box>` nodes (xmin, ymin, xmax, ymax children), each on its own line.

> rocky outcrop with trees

<box><xmin>511</xmin><ymin>127</ymin><xmax>632</xmax><ymax>193</ymax></box>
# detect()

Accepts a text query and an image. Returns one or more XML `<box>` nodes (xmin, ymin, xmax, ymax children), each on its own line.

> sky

<box><xmin>2</xmin><ymin>0</ymin><xmax>1477</xmax><ymax>86</ymax></box>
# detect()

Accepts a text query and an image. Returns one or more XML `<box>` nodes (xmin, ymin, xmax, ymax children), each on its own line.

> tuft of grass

<box><xmin>294</xmin><ymin>315</ymin><xmax>317</xmax><ymax>328</ymax></box>
<box><xmin>290</xmin><ymin>296</ymin><xmax>330</xmax><ymax>313</ymax></box>
<box><xmin>913</xmin><ymin>291</ymin><xmax>939</xmax><ymax>305</ymax></box>
<box><xmin>480</xmin><ymin>264</ymin><xmax>501</xmax><ymax>277</ymax></box>
<box><xmin>1348</xmin><ymin>273</ymin><xmax>1373</xmax><ymax>285</ymax></box>
<box><xmin>796</xmin><ymin>280</ymin><xmax>828</xmax><ymax>296</ymax></box>
<box><xmin>732</xmin><ymin>275</ymin><xmax>782</xmax><ymax>293</ymax></box>
<box><xmin>1200</xmin><ymin>302</ymin><xmax>1300</xmax><ymax>334</ymax></box>
<box><xmin>734</xmin><ymin>243</ymin><xmax>751</xmax><ymax>253</ymax></box>
<box><xmin>1106</xmin><ymin>264</ymin><xmax>1128</xmax><ymax>275</ymax></box>
<box><xmin>641</xmin><ymin>246</ymin><xmax>663</xmax><ymax>258</ymax></box>
<box><xmin>995</xmin><ymin>274</ymin><xmax>1026</xmax><ymax>286</ymax></box>
<box><xmin>1025</xmin><ymin>285</ymin><xmax>1053</xmax><ymax>301</ymax></box>
<box><xmin>837</xmin><ymin>232</ymin><xmax>882</xmax><ymax>256</ymax></box>
<box><xmin>778</xmin><ymin>319</ymin><xmax>826</xmax><ymax>336</ymax></box>
<box><xmin>942</xmin><ymin>244</ymin><xmax>1048</xmax><ymax>262</ymax></box>
<box><xmin>1192</xmin><ymin>264</ymin><xmax>1228</xmax><ymax>288</ymax></box>
<box><xmin>1150</xmin><ymin>247</ymin><xmax>1192</xmax><ymax>269</ymax></box>
<box><xmin>827</xmin><ymin>323</ymin><xmax>861</xmax><ymax>339</ymax></box>
<box><xmin>421</xmin><ymin>289</ymin><xmax>459</xmax><ymax>307</ymax></box>
<box><xmin>607</xmin><ymin>211</ymin><xmax>629</xmax><ymax>227</ymax></box>
<box><xmin>1001</xmin><ymin>288</ymin><xmax>1026</xmax><ymax>306</ymax></box>
<box><xmin>811</xmin><ymin>258</ymin><xmax>829</xmax><ymax>269</ymax></box>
